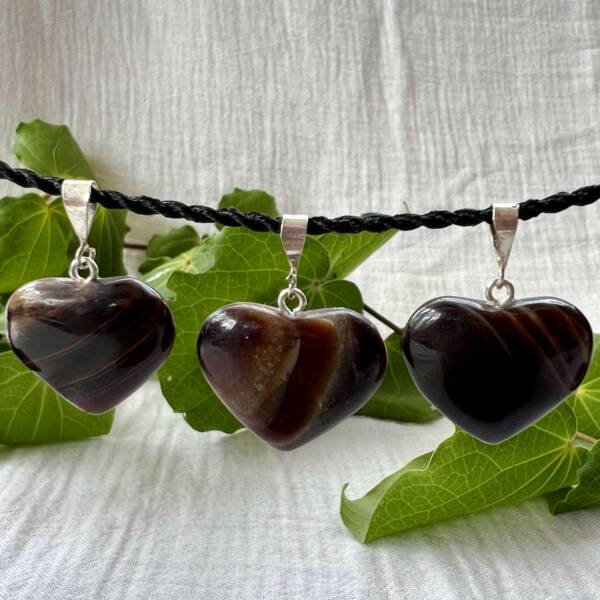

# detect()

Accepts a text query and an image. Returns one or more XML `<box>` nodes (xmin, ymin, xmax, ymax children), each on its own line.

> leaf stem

<box><xmin>575</xmin><ymin>431</ymin><xmax>598</xmax><ymax>445</ymax></box>
<box><xmin>363</xmin><ymin>303</ymin><xmax>403</xmax><ymax>335</ymax></box>
<box><xmin>124</xmin><ymin>242</ymin><xmax>148</xmax><ymax>250</ymax></box>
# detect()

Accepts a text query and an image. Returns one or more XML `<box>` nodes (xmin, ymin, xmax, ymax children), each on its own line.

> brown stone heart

<box><xmin>197</xmin><ymin>303</ymin><xmax>387</xmax><ymax>450</ymax></box>
<box><xmin>402</xmin><ymin>296</ymin><xmax>593</xmax><ymax>443</ymax></box>
<box><xmin>6</xmin><ymin>277</ymin><xmax>175</xmax><ymax>414</ymax></box>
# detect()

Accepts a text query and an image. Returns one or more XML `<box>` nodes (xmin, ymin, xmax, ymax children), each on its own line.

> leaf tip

<box><xmin>339</xmin><ymin>483</ymin><xmax>371</xmax><ymax>544</ymax></box>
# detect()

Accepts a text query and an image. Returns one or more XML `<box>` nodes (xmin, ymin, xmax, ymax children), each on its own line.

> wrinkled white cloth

<box><xmin>1</xmin><ymin>1</ymin><xmax>600</xmax><ymax>598</ymax></box>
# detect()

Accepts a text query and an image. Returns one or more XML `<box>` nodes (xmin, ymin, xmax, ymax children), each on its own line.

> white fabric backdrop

<box><xmin>1</xmin><ymin>1</ymin><xmax>600</xmax><ymax>598</ymax></box>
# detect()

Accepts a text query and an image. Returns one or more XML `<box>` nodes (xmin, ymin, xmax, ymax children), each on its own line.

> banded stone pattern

<box><xmin>198</xmin><ymin>303</ymin><xmax>387</xmax><ymax>450</ymax></box>
<box><xmin>7</xmin><ymin>277</ymin><xmax>175</xmax><ymax>414</ymax></box>
<box><xmin>402</xmin><ymin>296</ymin><xmax>593</xmax><ymax>444</ymax></box>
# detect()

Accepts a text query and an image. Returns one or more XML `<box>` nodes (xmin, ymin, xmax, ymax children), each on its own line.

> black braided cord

<box><xmin>1</xmin><ymin>160</ymin><xmax>599</xmax><ymax>235</ymax></box>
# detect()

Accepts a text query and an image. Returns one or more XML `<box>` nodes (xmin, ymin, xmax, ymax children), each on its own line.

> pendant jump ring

<box><xmin>69</xmin><ymin>255</ymin><xmax>99</xmax><ymax>282</ymax></box>
<box><xmin>277</xmin><ymin>288</ymin><xmax>307</xmax><ymax>316</ymax></box>
<box><xmin>485</xmin><ymin>278</ymin><xmax>514</xmax><ymax>307</ymax></box>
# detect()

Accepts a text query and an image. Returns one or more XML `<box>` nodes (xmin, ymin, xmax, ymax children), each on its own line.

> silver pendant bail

<box><xmin>485</xmin><ymin>203</ymin><xmax>519</xmax><ymax>307</ymax></box>
<box><xmin>62</xmin><ymin>180</ymin><xmax>98</xmax><ymax>246</ymax></box>
<box><xmin>280</xmin><ymin>215</ymin><xmax>308</xmax><ymax>277</ymax></box>
<box><xmin>278</xmin><ymin>214</ymin><xmax>308</xmax><ymax>315</ymax></box>
<box><xmin>62</xmin><ymin>180</ymin><xmax>99</xmax><ymax>282</ymax></box>
<box><xmin>491</xmin><ymin>203</ymin><xmax>519</xmax><ymax>282</ymax></box>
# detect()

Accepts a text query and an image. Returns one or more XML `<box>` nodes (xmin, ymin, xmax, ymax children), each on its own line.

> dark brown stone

<box><xmin>197</xmin><ymin>303</ymin><xmax>387</xmax><ymax>450</ymax></box>
<box><xmin>6</xmin><ymin>277</ymin><xmax>175</xmax><ymax>414</ymax></box>
<box><xmin>402</xmin><ymin>296</ymin><xmax>593</xmax><ymax>443</ymax></box>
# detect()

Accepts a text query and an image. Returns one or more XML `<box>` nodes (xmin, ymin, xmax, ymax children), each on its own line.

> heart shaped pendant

<box><xmin>402</xmin><ymin>296</ymin><xmax>593</xmax><ymax>443</ymax></box>
<box><xmin>4</xmin><ymin>179</ymin><xmax>174</xmax><ymax>414</ymax></box>
<box><xmin>196</xmin><ymin>215</ymin><xmax>387</xmax><ymax>450</ymax></box>
<box><xmin>6</xmin><ymin>276</ymin><xmax>175</xmax><ymax>414</ymax></box>
<box><xmin>198</xmin><ymin>302</ymin><xmax>387</xmax><ymax>450</ymax></box>
<box><xmin>402</xmin><ymin>203</ymin><xmax>593</xmax><ymax>443</ymax></box>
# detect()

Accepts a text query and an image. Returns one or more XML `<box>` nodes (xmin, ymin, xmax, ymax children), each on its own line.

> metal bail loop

<box><xmin>280</xmin><ymin>214</ymin><xmax>308</xmax><ymax>277</ymax></box>
<box><xmin>62</xmin><ymin>180</ymin><xmax>99</xmax><ymax>282</ymax></box>
<box><xmin>278</xmin><ymin>214</ymin><xmax>308</xmax><ymax>315</ymax></box>
<box><xmin>490</xmin><ymin>203</ymin><xmax>519</xmax><ymax>282</ymax></box>
<box><xmin>62</xmin><ymin>180</ymin><xmax>98</xmax><ymax>247</ymax></box>
<box><xmin>485</xmin><ymin>203</ymin><xmax>519</xmax><ymax>307</ymax></box>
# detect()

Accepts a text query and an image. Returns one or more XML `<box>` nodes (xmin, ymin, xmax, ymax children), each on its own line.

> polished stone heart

<box><xmin>402</xmin><ymin>296</ymin><xmax>593</xmax><ymax>443</ymax></box>
<box><xmin>6</xmin><ymin>277</ymin><xmax>175</xmax><ymax>414</ymax></box>
<box><xmin>197</xmin><ymin>303</ymin><xmax>387</xmax><ymax>450</ymax></box>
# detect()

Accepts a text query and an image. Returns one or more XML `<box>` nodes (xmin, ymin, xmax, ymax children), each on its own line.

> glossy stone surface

<box><xmin>7</xmin><ymin>277</ymin><xmax>175</xmax><ymax>414</ymax></box>
<box><xmin>197</xmin><ymin>303</ymin><xmax>387</xmax><ymax>450</ymax></box>
<box><xmin>402</xmin><ymin>296</ymin><xmax>593</xmax><ymax>444</ymax></box>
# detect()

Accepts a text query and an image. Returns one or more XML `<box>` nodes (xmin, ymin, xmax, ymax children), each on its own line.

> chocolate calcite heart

<box><xmin>197</xmin><ymin>303</ymin><xmax>387</xmax><ymax>450</ymax></box>
<box><xmin>6</xmin><ymin>277</ymin><xmax>175</xmax><ymax>414</ymax></box>
<box><xmin>402</xmin><ymin>296</ymin><xmax>593</xmax><ymax>443</ymax></box>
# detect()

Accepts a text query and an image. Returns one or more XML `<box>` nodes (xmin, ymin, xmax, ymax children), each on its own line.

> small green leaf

<box><xmin>341</xmin><ymin>404</ymin><xmax>583</xmax><ymax>543</ymax></box>
<box><xmin>547</xmin><ymin>441</ymin><xmax>600</xmax><ymax>514</ymax></box>
<box><xmin>146</xmin><ymin>226</ymin><xmax>201</xmax><ymax>258</ymax></box>
<box><xmin>185</xmin><ymin>397</ymin><xmax>243</xmax><ymax>434</ymax></box>
<box><xmin>139</xmin><ymin>256</ymin><xmax>170</xmax><ymax>274</ymax></box>
<box><xmin>13</xmin><ymin>119</ymin><xmax>128</xmax><ymax>276</ymax></box>
<box><xmin>87</xmin><ymin>207</ymin><xmax>128</xmax><ymax>277</ymax></box>
<box><xmin>306</xmin><ymin>279</ymin><xmax>363</xmax><ymax>312</ymax></box>
<box><xmin>357</xmin><ymin>332</ymin><xmax>439</xmax><ymax>423</ymax></box>
<box><xmin>13</xmin><ymin>119</ymin><xmax>96</xmax><ymax>179</ymax></box>
<box><xmin>0</xmin><ymin>351</ymin><xmax>114</xmax><ymax>444</ymax></box>
<box><xmin>217</xmin><ymin>188</ymin><xmax>279</xmax><ymax>229</ymax></box>
<box><xmin>143</xmin><ymin>245</ymin><xmax>216</xmax><ymax>300</ymax></box>
<box><xmin>144</xmin><ymin>227</ymin><xmax>330</xmax><ymax>302</ymax></box>
<box><xmin>0</xmin><ymin>195</ymin><xmax>76</xmax><ymax>293</ymax></box>
<box><xmin>139</xmin><ymin>226</ymin><xmax>201</xmax><ymax>274</ymax></box>
<box><xmin>568</xmin><ymin>335</ymin><xmax>600</xmax><ymax>438</ymax></box>
<box><xmin>318</xmin><ymin>229</ymin><xmax>397</xmax><ymax>279</ymax></box>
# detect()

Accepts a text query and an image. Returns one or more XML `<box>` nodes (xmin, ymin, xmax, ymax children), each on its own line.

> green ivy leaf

<box><xmin>341</xmin><ymin>404</ymin><xmax>584</xmax><ymax>543</ymax></box>
<box><xmin>141</xmin><ymin>188</ymin><xmax>282</xmax><ymax>293</ymax></box>
<box><xmin>568</xmin><ymin>335</ymin><xmax>600</xmax><ymax>438</ymax></box>
<box><xmin>143</xmin><ymin>245</ymin><xmax>217</xmax><ymax>300</ymax></box>
<box><xmin>159</xmin><ymin>228</ymin><xmax>354</xmax><ymax>432</ymax></box>
<box><xmin>184</xmin><ymin>391</ymin><xmax>244</xmax><ymax>434</ymax></box>
<box><xmin>13</xmin><ymin>120</ymin><xmax>96</xmax><ymax>180</ymax></box>
<box><xmin>318</xmin><ymin>229</ymin><xmax>397</xmax><ymax>279</ymax></box>
<box><xmin>146</xmin><ymin>225</ymin><xmax>202</xmax><ymax>259</ymax></box>
<box><xmin>143</xmin><ymin>224</ymin><xmax>344</xmax><ymax>303</ymax></box>
<box><xmin>547</xmin><ymin>440</ymin><xmax>600</xmax><ymax>514</ymax></box>
<box><xmin>221</xmin><ymin>190</ymin><xmax>396</xmax><ymax>280</ymax></box>
<box><xmin>88</xmin><ymin>207</ymin><xmax>128</xmax><ymax>277</ymax></box>
<box><xmin>357</xmin><ymin>332</ymin><xmax>439</xmax><ymax>423</ymax></box>
<box><xmin>0</xmin><ymin>195</ymin><xmax>76</xmax><ymax>293</ymax></box>
<box><xmin>217</xmin><ymin>188</ymin><xmax>278</xmax><ymax>229</ymax></box>
<box><xmin>306</xmin><ymin>279</ymin><xmax>363</xmax><ymax>312</ymax></box>
<box><xmin>0</xmin><ymin>351</ymin><xmax>114</xmax><ymax>444</ymax></box>
<box><xmin>12</xmin><ymin>119</ymin><xmax>127</xmax><ymax>276</ymax></box>
<box><xmin>139</xmin><ymin>225</ymin><xmax>201</xmax><ymax>274</ymax></box>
